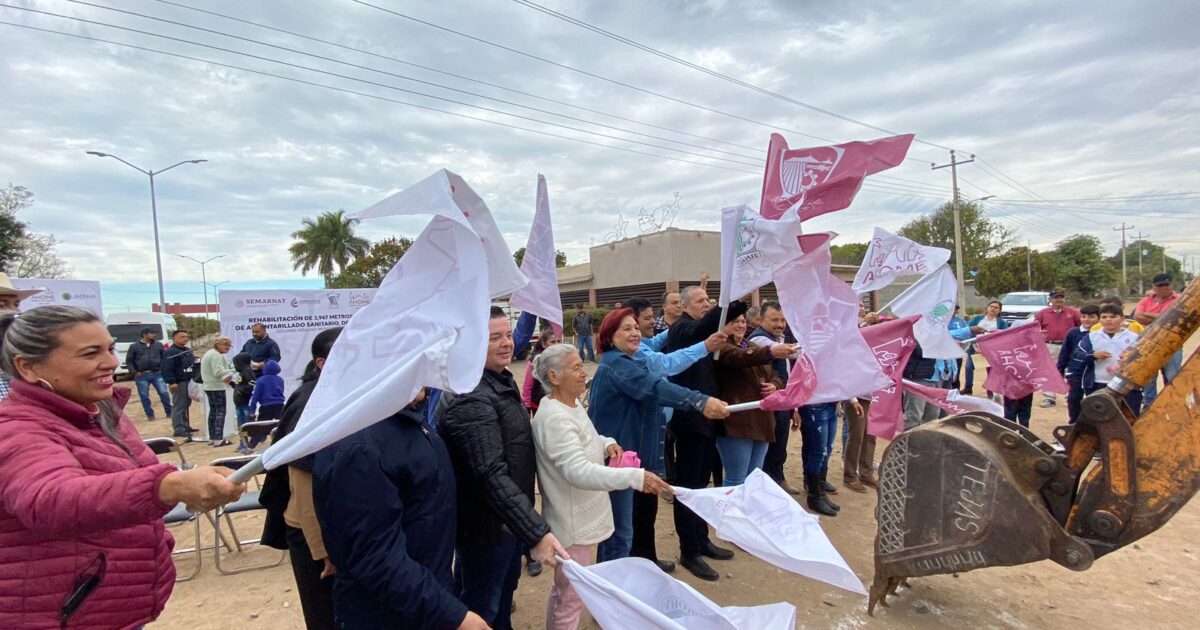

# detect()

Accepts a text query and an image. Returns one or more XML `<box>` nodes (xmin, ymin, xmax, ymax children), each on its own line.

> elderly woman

<box><xmin>532</xmin><ymin>343</ymin><xmax>672</xmax><ymax>629</ymax></box>
<box><xmin>0</xmin><ymin>306</ymin><xmax>244</xmax><ymax>629</ymax></box>
<box><xmin>713</xmin><ymin>313</ymin><xmax>790</xmax><ymax>487</ymax></box>
<box><xmin>201</xmin><ymin>335</ymin><xmax>237</xmax><ymax>446</ymax></box>
<box><xmin>587</xmin><ymin>308</ymin><xmax>728</xmax><ymax>562</ymax></box>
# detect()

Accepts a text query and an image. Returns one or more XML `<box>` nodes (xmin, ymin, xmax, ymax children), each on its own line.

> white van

<box><xmin>106</xmin><ymin>312</ymin><xmax>178</xmax><ymax>377</ymax></box>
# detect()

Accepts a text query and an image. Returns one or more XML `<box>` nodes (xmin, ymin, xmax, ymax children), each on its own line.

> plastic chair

<box><xmin>238</xmin><ymin>420</ymin><xmax>279</xmax><ymax>453</ymax></box>
<box><xmin>210</xmin><ymin>455</ymin><xmax>287</xmax><ymax>575</ymax></box>
<box><xmin>143</xmin><ymin>437</ymin><xmax>203</xmax><ymax>581</ymax></box>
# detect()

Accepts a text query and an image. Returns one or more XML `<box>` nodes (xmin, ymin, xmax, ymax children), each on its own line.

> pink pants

<box><xmin>546</xmin><ymin>544</ymin><xmax>594</xmax><ymax>630</ymax></box>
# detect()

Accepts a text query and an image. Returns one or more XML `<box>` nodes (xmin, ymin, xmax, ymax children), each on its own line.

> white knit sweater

<box><xmin>532</xmin><ymin>397</ymin><xmax>644</xmax><ymax>548</ymax></box>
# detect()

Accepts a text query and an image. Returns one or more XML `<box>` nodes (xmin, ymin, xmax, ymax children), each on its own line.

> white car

<box><xmin>998</xmin><ymin>291</ymin><xmax>1049</xmax><ymax>325</ymax></box>
<box><xmin>106</xmin><ymin>312</ymin><xmax>178</xmax><ymax>378</ymax></box>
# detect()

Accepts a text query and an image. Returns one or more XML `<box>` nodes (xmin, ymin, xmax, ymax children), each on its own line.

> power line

<box><xmin>509</xmin><ymin>0</ymin><xmax>953</xmax><ymax>151</ymax></box>
<box><xmin>997</xmin><ymin>192</ymin><xmax>1200</xmax><ymax>203</ymax></box>
<box><xmin>0</xmin><ymin>19</ymin><xmax>765</xmax><ymax>175</ymax></box>
<box><xmin>348</xmin><ymin>0</ymin><xmax>937</xmax><ymax>165</ymax></box>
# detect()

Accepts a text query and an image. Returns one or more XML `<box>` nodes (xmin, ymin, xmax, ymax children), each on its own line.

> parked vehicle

<box><xmin>998</xmin><ymin>291</ymin><xmax>1049</xmax><ymax>325</ymax></box>
<box><xmin>106</xmin><ymin>312</ymin><xmax>178</xmax><ymax>377</ymax></box>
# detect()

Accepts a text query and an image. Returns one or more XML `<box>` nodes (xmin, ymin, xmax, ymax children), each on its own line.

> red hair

<box><xmin>596</xmin><ymin>308</ymin><xmax>636</xmax><ymax>355</ymax></box>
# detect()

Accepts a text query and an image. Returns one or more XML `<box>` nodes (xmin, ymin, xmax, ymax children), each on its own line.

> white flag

<box><xmin>718</xmin><ymin>204</ymin><xmax>803</xmax><ymax>308</ymax></box>
<box><xmin>508</xmin><ymin>174</ymin><xmax>563</xmax><ymax>335</ymax></box>
<box><xmin>260</xmin><ymin>171</ymin><xmax>521</xmax><ymax>470</ymax></box>
<box><xmin>674</xmin><ymin>469</ymin><xmax>867</xmax><ymax>596</ymax></box>
<box><xmin>852</xmin><ymin>227</ymin><xmax>951</xmax><ymax>293</ymax></box>
<box><xmin>886</xmin><ymin>264</ymin><xmax>966</xmax><ymax>359</ymax></box>
<box><xmin>563</xmin><ymin>557</ymin><xmax>797</xmax><ymax>630</ymax></box>
<box><xmin>356</xmin><ymin>169</ymin><xmax>528</xmax><ymax>298</ymax></box>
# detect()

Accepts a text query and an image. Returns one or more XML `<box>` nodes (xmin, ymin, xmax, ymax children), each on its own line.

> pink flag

<box><xmin>861</xmin><ymin>316</ymin><xmax>919</xmax><ymax>440</ymax></box>
<box><xmin>509</xmin><ymin>174</ymin><xmax>563</xmax><ymax>336</ymax></box>
<box><xmin>977</xmin><ymin>325</ymin><xmax>1070</xmax><ymax>400</ymax></box>
<box><xmin>759</xmin><ymin>133</ymin><xmax>915</xmax><ymax>220</ymax></box>
<box><xmin>902</xmin><ymin>379</ymin><xmax>1005</xmax><ymax>417</ymax></box>
<box><xmin>761</xmin><ymin>233</ymin><xmax>889</xmax><ymax>411</ymax></box>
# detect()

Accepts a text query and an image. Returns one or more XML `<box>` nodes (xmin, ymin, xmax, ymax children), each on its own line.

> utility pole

<box><xmin>1113</xmin><ymin>223</ymin><xmax>1134</xmax><ymax>297</ymax></box>
<box><xmin>932</xmin><ymin>150</ymin><xmax>976</xmax><ymax>309</ymax></box>
<box><xmin>1027</xmin><ymin>240</ymin><xmax>1032</xmax><ymax>290</ymax></box>
<box><xmin>1162</xmin><ymin>245</ymin><xmax>1168</xmax><ymax>274</ymax></box>
<box><xmin>1132</xmin><ymin>232</ymin><xmax>1148</xmax><ymax>294</ymax></box>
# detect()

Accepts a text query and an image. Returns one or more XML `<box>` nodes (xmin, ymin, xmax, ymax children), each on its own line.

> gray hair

<box><xmin>532</xmin><ymin>343</ymin><xmax>577</xmax><ymax>390</ymax></box>
<box><xmin>681</xmin><ymin>285</ymin><xmax>703</xmax><ymax>303</ymax></box>
<box><xmin>0</xmin><ymin>306</ymin><xmax>133</xmax><ymax>457</ymax></box>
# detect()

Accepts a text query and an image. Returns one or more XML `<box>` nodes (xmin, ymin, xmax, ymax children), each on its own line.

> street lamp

<box><xmin>205</xmin><ymin>280</ymin><xmax>231</xmax><ymax>313</ymax></box>
<box><xmin>176</xmin><ymin>254</ymin><xmax>225</xmax><ymax>319</ymax></box>
<box><xmin>87</xmin><ymin>151</ymin><xmax>207</xmax><ymax>311</ymax></box>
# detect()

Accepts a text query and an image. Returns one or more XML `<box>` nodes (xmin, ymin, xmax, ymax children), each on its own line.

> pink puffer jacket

<box><xmin>0</xmin><ymin>380</ymin><xmax>177</xmax><ymax>629</ymax></box>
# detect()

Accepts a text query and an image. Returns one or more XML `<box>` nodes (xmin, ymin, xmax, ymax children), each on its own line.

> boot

<box><xmin>804</xmin><ymin>476</ymin><xmax>838</xmax><ymax>517</ymax></box>
<box><xmin>819</xmin><ymin>469</ymin><xmax>841</xmax><ymax>511</ymax></box>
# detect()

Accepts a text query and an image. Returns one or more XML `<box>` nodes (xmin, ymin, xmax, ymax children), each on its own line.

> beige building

<box><xmin>556</xmin><ymin>227</ymin><xmax>864</xmax><ymax>309</ymax></box>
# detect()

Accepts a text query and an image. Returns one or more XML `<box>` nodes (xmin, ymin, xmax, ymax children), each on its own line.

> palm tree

<box><xmin>289</xmin><ymin>210</ymin><xmax>370</xmax><ymax>287</ymax></box>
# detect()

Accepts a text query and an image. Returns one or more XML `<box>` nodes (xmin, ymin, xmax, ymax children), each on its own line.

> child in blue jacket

<box><xmin>249</xmin><ymin>359</ymin><xmax>287</xmax><ymax>421</ymax></box>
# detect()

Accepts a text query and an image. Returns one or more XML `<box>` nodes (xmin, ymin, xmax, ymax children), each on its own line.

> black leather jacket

<box><xmin>438</xmin><ymin>368</ymin><xmax>549</xmax><ymax>549</ymax></box>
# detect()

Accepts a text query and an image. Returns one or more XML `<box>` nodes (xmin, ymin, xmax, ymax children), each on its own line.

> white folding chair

<box><xmin>210</xmin><ymin>455</ymin><xmax>287</xmax><ymax>575</ymax></box>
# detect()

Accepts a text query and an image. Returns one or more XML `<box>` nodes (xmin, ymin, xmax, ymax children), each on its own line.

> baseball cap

<box><xmin>140</xmin><ymin>326</ymin><xmax>155</xmax><ymax>336</ymax></box>
<box><xmin>1152</xmin><ymin>273</ymin><xmax>1171</xmax><ymax>286</ymax></box>
<box><xmin>1049</xmin><ymin>288</ymin><xmax>1065</xmax><ymax>298</ymax></box>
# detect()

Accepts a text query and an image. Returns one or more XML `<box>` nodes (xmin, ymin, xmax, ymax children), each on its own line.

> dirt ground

<box><xmin>140</xmin><ymin>337</ymin><xmax>1200</xmax><ymax>629</ymax></box>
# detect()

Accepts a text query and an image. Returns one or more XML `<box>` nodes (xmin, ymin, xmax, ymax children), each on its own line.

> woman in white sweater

<box><xmin>531</xmin><ymin>343</ymin><xmax>672</xmax><ymax>630</ymax></box>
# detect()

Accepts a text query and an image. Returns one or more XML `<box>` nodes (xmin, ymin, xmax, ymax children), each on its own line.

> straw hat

<box><xmin>0</xmin><ymin>273</ymin><xmax>44</xmax><ymax>300</ymax></box>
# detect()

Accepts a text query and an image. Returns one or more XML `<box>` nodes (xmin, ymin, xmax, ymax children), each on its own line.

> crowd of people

<box><xmin>0</xmin><ymin>269</ymin><xmax>1186</xmax><ymax>629</ymax></box>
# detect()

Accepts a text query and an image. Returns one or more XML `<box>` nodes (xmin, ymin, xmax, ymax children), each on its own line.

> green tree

<box><xmin>1053</xmin><ymin>234</ymin><xmax>1117</xmax><ymax>297</ymax></box>
<box><xmin>898</xmin><ymin>201</ymin><xmax>1014</xmax><ymax>276</ymax></box>
<box><xmin>329</xmin><ymin>237</ymin><xmax>414</xmax><ymax>288</ymax></box>
<box><xmin>975</xmin><ymin>246</ymin><xmax>1055</xmax><ymax>297</ymax></box>
<box><xmin>1108</xmin><ymin>239</ymin><xmax>1184</xmax><ymax>296</ymax></box>
<box><xmin>513</xmin><ymin>246</ymin><xmax>567</xmax><ymax>268</ymax></box>
<box><xmin>830</xmin><ymin>242</ymin><xmax>869</xmax><ymax>266</ymax></box>
<box><xmin>0</xmin><ymin>184</ymin><xmax>32</xmax><ymax>272</ymax></box>
<box><xmin>289</xmin><ymin>209</ymin><xmax>370</xmax><ymax>287</ymax></box>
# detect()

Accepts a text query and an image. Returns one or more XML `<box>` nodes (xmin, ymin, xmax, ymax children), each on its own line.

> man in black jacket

<box><xmin>126</xmin><ymin>327</ymin><xmax>172</xmax><ymax>420</ymax></box>
<box><xmin>241</xmin><ymin>322</ymin><xmax>282</xmax><ymax>375</ymax></box>
<box><xmin>313</xmin><ymin>394</ymin><xmax>486</xmax><ymax>630</ymax></box>
<box><xmin>665</xmin><ymin>286</ymin><xmax>742</xmax><ymax>581</ymax></box>
<box><xmin>439</xmin><ymin>306</ymin><xmax>566</xmax><ymax>630</ymax></box>
<box><xmin>747</xmin><ymin>301</ymin><xmax>802</xmax><ymax>495</ymax></box>
<box><xmin>162</xmin><ymin>330</ymin><xmax>196</xmax><ymax>439</ymax></box>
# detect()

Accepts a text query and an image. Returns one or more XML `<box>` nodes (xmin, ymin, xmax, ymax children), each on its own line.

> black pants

<box><xmin>664</xmin><ymin>429</ymin><xmax>677</xmax><ymax>483</ymax></box>
<box><xmin>1003</xmin><ymin>394</ymin><xmax>1033</xmax><ymax>428</ymax></box>
<box><xmin>205</xmin><ymin>390</ymin><xmax>227</xmax><ymax>441</ymax></box>
<box><xmin>672</xmin><ymin>428</ymin><xmax>716</xmax><ymax>557</ymax></box>
<box><xmin>1067</xmin><ymin>378</ymin><xmax>1084</xmax><ymax>424</ymax></box>
<box><xmin>763</xmin><ymin>410</ymin><xmax>791</xmax><ymax>483</ymax></box>
<box><xmin>630</xmin><ymin>490</ymin><xmax>661</xmax><ymax>562</ymax></box>
<box><xmin>285</xmin><ymin>526</ymin><xmax>336</xmax><ymax>630</ymax></box>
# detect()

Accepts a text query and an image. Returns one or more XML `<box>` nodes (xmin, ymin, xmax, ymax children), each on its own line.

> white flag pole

<box><xmin>727</xmin><ymin>400</ymin><xmax>763</xmax><ymax>413</ymax></box>
<box><xmin>227</xmin><ymin>455</ymin><xmax>265</xmax><ymax>485</ymax></box>
<box><xmin>713</xmin><ymin>303</ymin><xmax>729</xmax><ymax>360</ymax></box>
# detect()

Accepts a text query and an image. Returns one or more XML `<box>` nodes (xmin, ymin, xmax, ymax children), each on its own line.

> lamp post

<box><xmin>177</xmin><ymin>254</ymin><xmax>225</xmax><ymax>319</ymax></box>
<box><xmin>205</xmin><ymin>280</ymin><xmax>230</xmax><ymax>314</ymax></box>
<box><xmin>86</xmin><ymin>151</ymin><xmax>207</xmax><ymax>311</ymax></box>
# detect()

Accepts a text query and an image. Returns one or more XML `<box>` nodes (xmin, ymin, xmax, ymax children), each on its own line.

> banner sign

<box><xmin>219</xmin><ymin>288</ymin><xmax>376</xmax><ymax>395</ymax></box>
<box><xmin>11</xmin><ymin>278</ymin><xmax>104</xmax><ymax>317</ymax></box>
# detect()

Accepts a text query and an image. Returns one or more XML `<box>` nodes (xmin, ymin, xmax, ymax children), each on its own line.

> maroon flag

<box><xmin>978</xmin><ymin>325</ymin><xmax>1070</xmax><ymax>400</ymax></box>
<box><xmin>759</xmin><ymin>133</ymin><xmax>915</xmax><ymax>220</ymax></box>
<box><xmin>901</xmin><ymin>379</ymin><xmax>1005</xmax><ymax>417</ymax></box>
<box><xmin>861</xmin><ymin>316</ymin><xmax>919</xmax><ymax>440</ymax></box>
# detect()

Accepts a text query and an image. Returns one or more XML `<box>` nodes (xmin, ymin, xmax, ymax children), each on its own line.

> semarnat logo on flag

<box><xmin>759</xmin><ymin>133</ymin><xmax>914</xmax><ymax>221</ymax></box>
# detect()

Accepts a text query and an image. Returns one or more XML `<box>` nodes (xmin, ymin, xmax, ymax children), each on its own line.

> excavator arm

<box><xmin>869</xmin><ymin>277</ymin><xmax>1200</xmax><ymax>614</ymax></box>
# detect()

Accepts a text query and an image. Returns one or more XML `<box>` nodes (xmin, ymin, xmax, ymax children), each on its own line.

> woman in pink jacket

<box><xmin>0</xmin><ymin>306</ymin><xmax>245</xmax><ymax>629</ymax></box>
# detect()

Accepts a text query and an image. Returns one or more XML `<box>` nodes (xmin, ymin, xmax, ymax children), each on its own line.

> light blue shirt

<box><xmin>634</xmin><ymin>330</ymin><xmax>709</xmax><ymax>377</ymax></box>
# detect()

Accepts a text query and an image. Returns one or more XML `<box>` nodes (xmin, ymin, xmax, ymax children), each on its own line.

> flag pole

<box><xmin>727</xmin><ymin>400</ymin><xmax>763</xmax><ymax>413</ymax></box>
<box><xmin>226</xmin><ymin>455</ymin><xmax>265</xmax><ymax>485</ymax></box>
<box><xmin>713</xmin><ymin>303</ymin><xmax>729</xmax><ymax>360</ymax></box>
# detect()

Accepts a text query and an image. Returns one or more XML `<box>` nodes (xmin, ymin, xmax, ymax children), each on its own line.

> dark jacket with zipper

<box><xmin>714</xmin><ymin>341</ymin><xmax>782</xmax><ymax>442</ymax></box>
<box><xmin>312</xmin><ymin>407</ymin><xmax>466</xmax><ymax>630</ymax></box>
<box><xmin>437</xmin><ymin>368</ymin><xmax>550</xmax><ymax>549</ymax></box>
<box><xmin>125</xmin><ymin>339</ymin><xmax>165</xmax><ymax>373</ymax></box>
<box><xmin>902</xmin><ymin>343</ymin><xmax>937</xmax><ymax>382</ymax></box>
<box><xmin>665</xmin><ymin>301</ymin><xmax>748</xmax><ymax>437</ymax></box>
<box><xmin>259</xmin><ymin>377</ymin><xmax>319</xmax><ymax>550</ymax></box>
<box><xmin>161</xmin><ymin>344</ymin><xmax>195</xmax><ymax>385</ymax></box>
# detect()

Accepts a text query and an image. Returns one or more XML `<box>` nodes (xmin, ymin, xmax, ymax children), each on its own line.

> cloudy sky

<box><xmin>2</xmin><ymin>0</ymin><xmax>1197</xmax><ymax>310</ymax></box>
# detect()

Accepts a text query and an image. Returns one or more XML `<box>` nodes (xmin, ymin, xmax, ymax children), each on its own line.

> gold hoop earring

<box><xmin>36</xmin><ymin>378</ymin><xmax>55</xmax><ymax>392</ymax></box>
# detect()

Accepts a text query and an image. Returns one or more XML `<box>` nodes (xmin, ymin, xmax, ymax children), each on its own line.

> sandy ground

<box><xmin>137</xmin><ymin>337</ymin><xmax>1200</xmax><ymax>629</ymax></box>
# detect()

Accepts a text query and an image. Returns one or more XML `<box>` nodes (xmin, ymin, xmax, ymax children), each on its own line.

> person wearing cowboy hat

<box><xmin>0</xmin><ymin>273</ymin><xmax>44</xmax><ymax>401</ymax></box>
<box><xmin>0</xmin><ymin>273</ymin><xmax>42</xmax><ymax>313</ymax></box>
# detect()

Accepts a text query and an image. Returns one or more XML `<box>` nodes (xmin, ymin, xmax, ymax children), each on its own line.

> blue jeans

<box><xmin>454</xmin><ymin>537</ymin><xmax>523</xmax><ymax>630</ymax></box>
<box><xmin>799</xmin><ymin>402</ymin><xmax>838</xmax><ymax>476</ymax></box>
<box><xmin>134</xmin><ymin>372</ymin><xmax>172</xmax><ymax>418</ymax></box>
<box><xmin>714</xmin><ymin>436</ymin><xmax>768</xmax><ymax>486</ymax></box>
<box><xmin>598</xmin><ymin>488</ymin><xmax>635</xmax><ymax>561</ymax></box>
<box><xmin>1142</xmin><ymin>349</ymin><xmax>1183</xmax><ymax>410</ymax></box>
<box><xmin>576</xmin><ymin>334</ymin><xmax>595</xmax><ymax>361</ymax></box>
<box><xmin>236</xmin><ymin>404</ymin><xmax>253</xmax><ymax>428</ymax></box>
